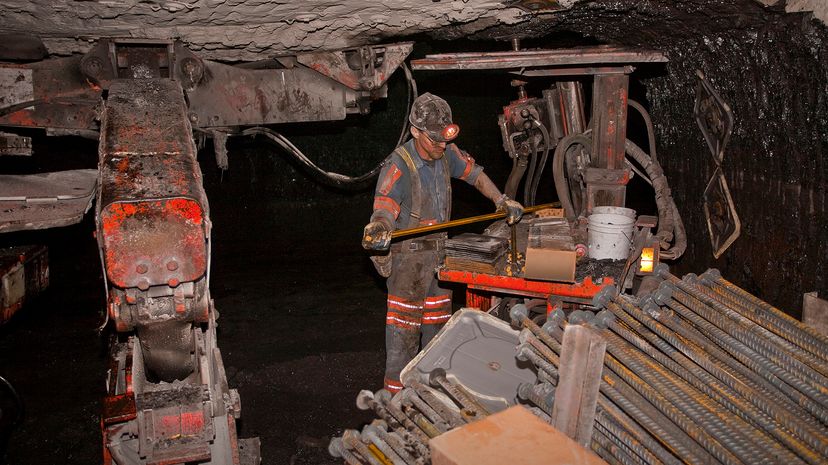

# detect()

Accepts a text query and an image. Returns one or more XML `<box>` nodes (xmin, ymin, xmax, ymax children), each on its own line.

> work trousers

<box><xmin>384</xmin><ymin>244</ymin><xmax>452</xmax><ymax>393</ymax></box>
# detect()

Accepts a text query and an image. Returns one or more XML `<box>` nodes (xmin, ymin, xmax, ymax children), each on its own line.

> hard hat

<box><xmin>409</xmin><ymin>93</ymin><xmax>460</xmax><ymax>142</ymax></box>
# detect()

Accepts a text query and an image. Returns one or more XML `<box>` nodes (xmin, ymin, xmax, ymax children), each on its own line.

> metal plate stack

<box><xmin>443</xmin><ymin>233</ymin><xmax>509</xmax><ymax>274</ymax></box>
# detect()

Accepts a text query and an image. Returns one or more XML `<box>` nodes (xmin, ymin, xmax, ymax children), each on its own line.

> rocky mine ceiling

<box><xmin>0</xmin><ymin>0</ymin><xmax>825</xmax><ymax>61</ymax></box>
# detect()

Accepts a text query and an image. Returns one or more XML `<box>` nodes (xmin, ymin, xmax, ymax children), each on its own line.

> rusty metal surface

<box><xmin>0</xmin><ymin>131</ymin><xmax>31</xmax><ymax>156</ymax></box>
<box><xmin>704</xmin><ymin>169</ymin><xmax>741</xmax><ymax>259</ymax></box>
<box><xmin>0</xmin><ymin>169</ymin><xmax>97</xmax><ymax>232</ymax></box>
<box><xmin>295</xmin><ymin>42</ymin><xmax>413</xmax><ymax>91</ymax></box>
<box><xmin>98</xmin><ymin>79</ymin><xmax>208</xmax><ymax>290</ymax></box>
<box><xmin>588</xmin><ymin>74</ymin><xmax>629</xmax><ymax>210</ymax></box>
<box><xmin>0</xmin><ymin>245</ymin><xmax>48</xmax><ymax>324</ymax></box>
<box><xmin>0</xmin><ymin>39</ymin><xmax>410</xmax><ymax>134</ymax></box>
<box><xmin>695</xmin><ymin>71</ymin><xmax>740</xmax><ymax>259</ymax></box>
<box><xmin>694</xmin><ymin>70</ymin><xmax>734</xmax><ymax>165</ymax></box>
<box><xmin>186</xmin><ymin>61</ymin><xmax>358</xmax><ymax>127</ymax></box>
<box><xmin>411</xmin><ymin>46</ymin><xmax>666</xmax><ymax>71</ymax></box>
<box><xmin>803</xmin><ymin>292</ymin><xmax>828</xmax><ymax>337</ymax></box>
<box><xmin>516</xmin><ymin>65</ymin><xmax>635</xmax><ymax>77</ymax></box>
<box><xmin>0</xmin><ymin>56</ymin><xmax>100</xmax><ymax>130</ymax></box>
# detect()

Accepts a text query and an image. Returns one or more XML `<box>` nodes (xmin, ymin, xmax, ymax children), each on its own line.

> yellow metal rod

<box><xmin>391</xmin><ymin>202</ymin><xmax>561</xmax><ymax>239</ymax></box>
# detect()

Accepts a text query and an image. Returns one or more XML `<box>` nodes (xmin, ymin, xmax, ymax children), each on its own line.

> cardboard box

<box><xmin>524</xmin><ymin>218</ymin><xmax>576</xmax><ymax>283</ymax></box>
<box><xmin>429</xmin><ymin>405</ymin><xmax>608</xmax><ymax>465</ymax></box>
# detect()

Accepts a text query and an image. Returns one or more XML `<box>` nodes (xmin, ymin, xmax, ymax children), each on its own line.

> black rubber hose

<box><xmin>233</xmin><ymin>63</ymin><xmax>417</xmax><ymax>190</ymax></box>
<box><xmin>504</xmin><ymin>155</ymin><xmax>528</xmax><ymax>200</ymax></box>
<box><xmin>0</xmin><ymin>97</ymin><xmax>98</xmax><ymax>117</ymax></box>
<box><xmin>529</xmin><ymin>120</ymin><xmax>552</xmax><ymax>206</ymax></box>
<box><xmin>523</xmin><ymin>136</ymin><xmax>538</xmax><ymax>206</ymax></box>
<box><xmin>659</xmin><ymin>200</ymin><xmax>686</xmax><ymax>260</ymax></box>
<box><xmin>627</xmin><ymin>99</ymin><xmax>658</xmax><ymax>164</ymax></box>
<box><xmin>552</xmin><ymin>133</ymin><xmax>592</xmax><ymax>221</ymax></box>
<box><xmin>0</xmin><ymin>374</ymin><xmax>23</xmax><ymax>428</ymax></box>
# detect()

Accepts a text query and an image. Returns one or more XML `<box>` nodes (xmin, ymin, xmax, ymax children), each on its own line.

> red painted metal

<box><xmin>102</xmin><ymin>393</ymin><xmax>137</xmax><ymax>425</ymax></box>
<box><xmin>465</xmin><ymin>289</ymin><xmax>492</xmax><ymax>312</ymax></box>
<box><xmin>100</xmin><ymin>199</ymin><xmax>206</xmax><ymax>289</ymax></box>
<box><xmin>440</xmin><ymin>269</ymin><xmax>613</xmax><ymax>304</ymax></box>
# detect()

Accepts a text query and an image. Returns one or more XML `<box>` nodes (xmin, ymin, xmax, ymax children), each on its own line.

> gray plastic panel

<box><xmin>401</xmin><ymin>308</ymin><xmax>537</xmax><ymax>412</ymax></box>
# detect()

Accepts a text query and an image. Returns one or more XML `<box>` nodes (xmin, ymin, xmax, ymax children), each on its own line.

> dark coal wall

<box><xmin>647</xmin><ymin>13</ymin><xmax>828</xmax><ymax>318</ymax></box>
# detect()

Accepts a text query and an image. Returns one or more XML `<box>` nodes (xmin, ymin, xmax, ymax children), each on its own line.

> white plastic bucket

<box><xmin>588</xmin><ymin>206</ymin><xmax>636</xmax><ymax>260</ymax></box>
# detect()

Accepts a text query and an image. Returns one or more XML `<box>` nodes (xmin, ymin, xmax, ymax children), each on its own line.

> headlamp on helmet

<box><xmin>409</xmin><ymin>93</ymin><xmax>460</xmax><ymax>142</ymax></box>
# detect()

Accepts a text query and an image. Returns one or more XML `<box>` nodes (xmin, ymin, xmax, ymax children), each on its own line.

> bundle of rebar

<box><xmin>332</xmin><ymin>266</ymin><xmax>828</xmax><ymax>465</ymax></box>
<box><xmin>513</xmin><ymin>265</ymin><xmax>828</xmax><ymax>465</ymax></box>
<box><xmin>331</xmin><ymin>373</ymin><xmax>507</xmax><ymax>465</ymax></box>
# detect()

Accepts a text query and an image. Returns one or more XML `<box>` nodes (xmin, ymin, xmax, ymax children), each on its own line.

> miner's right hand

<box><xmin>362</xmin><ymin>221</ymin><xmax>392</xmax><ymax>251</ymax></box>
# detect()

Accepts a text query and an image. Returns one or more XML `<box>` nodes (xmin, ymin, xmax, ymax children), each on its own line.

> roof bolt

<box><xmin>136</xmin><ymin>264</ymin><xmax>148</xmax><ymax>274</ymax></box>
<box><xmin>166</xmin><ymin>260</ymin><xmax>179</xmax><ymax>271</ymax></box>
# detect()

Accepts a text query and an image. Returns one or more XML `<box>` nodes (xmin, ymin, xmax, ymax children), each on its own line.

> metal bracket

<box><xmin>295</xmin><ymin>42</ymin><xmax>413</xmax><ymax>91</ymax></box>
<box><xmin>696</xmin><ymin>70</ymin><xmax>739</xmax><ymax>258</ymax></box>
<box><xmin>703</xmin><ymin>168</ymin><xmax>741</xmax><ymax>259</ymax></box>
<box><xmin>694</xmin><ymin>70</ymin><xmax>733</xmax><ymax>166</ymax></box>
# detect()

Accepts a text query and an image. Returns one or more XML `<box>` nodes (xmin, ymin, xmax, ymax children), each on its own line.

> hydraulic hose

<box><xmin>234</xmin><ymin>63</ymin><xmax>417</xmax><ymax>190</ymax></box>
<box><xmin>504</xmin><ymin>155</ymin><xmax>528</xmax><ymax>200</ymax></box>
<box><xmin>0</xmin><ymin>374</ymin><xmax>23</xmax><ymax>428</ymax></box>
<box><xmin>623</xmin><ymin>139</ymin><xmax>673</xmax><ymax>244</ymax></box>
<box><xmin>627</xmin><ymin>99</ymin><xmax>658</xmax><ymax>165</ymax></box>
<box><xmin>523</xmin><ymin>137</ymin><xmax>539</xmax><ymax>206</ymax></box>
<box><xmin>552</xmin><ymin>133</ymin><xmax>592</xmax><ymax>221</ymax></box>
<box><xmin>528</xmin><ymin>119</ymin><xmax>552</xmax><ymax>207</ymax></box>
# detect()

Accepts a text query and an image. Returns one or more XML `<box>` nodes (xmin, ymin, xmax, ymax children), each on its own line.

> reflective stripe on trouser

<box><xmin>384</xmin><ymin>245</ymin><xmax>452</xmax><ymax>389</ymax></box>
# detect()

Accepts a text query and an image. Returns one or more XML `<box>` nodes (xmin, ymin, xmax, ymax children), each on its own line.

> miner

<box><xmin>362</xmin><ymin>92</ymin><xmax>524</xmax><ymax>392</ymax></box>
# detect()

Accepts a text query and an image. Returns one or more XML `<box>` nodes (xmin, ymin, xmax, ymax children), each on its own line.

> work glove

<box><xmin>362</xmin><ymin>221</ymin><xmax>393</xmax><ymax>251</ymax></box>
<box><xmin>496</xmin><ymin>195</ymin><xmax>524</xmax><ymax>225</ymax></box>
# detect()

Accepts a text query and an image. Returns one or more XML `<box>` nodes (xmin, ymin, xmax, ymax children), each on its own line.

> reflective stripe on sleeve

<box><xmin>379</xmin><ymin>165</ymin><xmax>403</xmax><ymax>195</ymax></box>
<box><xmin>374</xmin><ymin>195</ymin><xmax>401</xmax><ymax>219</ymax></box>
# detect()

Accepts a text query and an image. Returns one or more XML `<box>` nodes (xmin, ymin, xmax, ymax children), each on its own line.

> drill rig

<box><xmin>413</xmin><ymin>45</ymin><xmax>687</xmax><ymax>291</ymax></box>
<box><xmin>0</xmin><ymin>38</ymin><xmax>412</xmax><ymax>464</ymax></box>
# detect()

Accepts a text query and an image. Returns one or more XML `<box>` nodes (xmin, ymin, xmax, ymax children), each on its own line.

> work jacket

<box><xmin>371</xmin><ymin>139</ymin><xmax>484</xmax><ymax>231</ymax></box>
